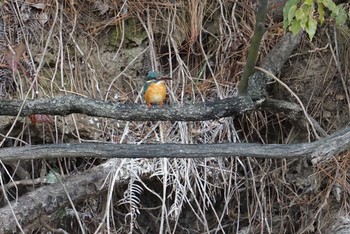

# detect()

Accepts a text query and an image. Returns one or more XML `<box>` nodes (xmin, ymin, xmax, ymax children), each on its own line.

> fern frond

<box><xmin>118</xmin><ymin>159</ymin><xmax>145</xmax><ymax>233</ymax></box>
<box><xmin>168</xmin><ymin>183</ymin><xmax>186</xmax><ymax>220</ymax></box>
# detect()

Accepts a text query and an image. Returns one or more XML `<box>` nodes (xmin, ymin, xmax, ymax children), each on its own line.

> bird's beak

<box><xmin>157</xmin><ymin>77</ymin><xmax>172</xmax><ymax>81</ymax></box>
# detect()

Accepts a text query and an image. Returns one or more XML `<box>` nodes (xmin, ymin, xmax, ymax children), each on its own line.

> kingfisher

<box><xmin>143</xmin><ymin>71</ymin><xmax>171</xmax><ymax>109</ymax></box>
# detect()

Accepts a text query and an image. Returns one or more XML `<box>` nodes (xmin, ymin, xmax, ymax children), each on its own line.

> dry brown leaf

<box><xmin>29</xmin><ymin>114</ymin><xmax>53</xmax><ymax>124</ymax></box>
<box><xmin>4</xmin><ymin>43</ymin><xmax>26</xmax><ymax>72</ymax></box>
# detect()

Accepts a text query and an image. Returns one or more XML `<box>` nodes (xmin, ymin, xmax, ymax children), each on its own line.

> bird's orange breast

<box><xmin>144</xmin><ymin>81</ymin><xmax>167</xmax><ymax>105</ymax></box>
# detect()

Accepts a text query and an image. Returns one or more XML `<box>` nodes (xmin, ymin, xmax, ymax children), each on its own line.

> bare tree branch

<box><xmin>0</xmin><ymin>95</ymin><xmax>254</xmax><ymax>121</ymax></box>
<box><xmin>0</xmin><ymin>96</ymin><xmax>328</xmax><ymax>138</ymax></box>
<box><xmin>0</xmin><ymin>127</ymin><xmax>349</xmax><ymax>163</ymax></box>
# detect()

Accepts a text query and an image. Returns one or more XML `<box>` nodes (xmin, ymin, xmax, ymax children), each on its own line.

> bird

<box><xmin>143</xmin><ymin>71</ymin><xmax>171</xmax><ymax>109</ymax></box>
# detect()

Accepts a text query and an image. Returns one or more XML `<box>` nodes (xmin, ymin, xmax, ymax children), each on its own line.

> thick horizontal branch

<box><xmin>0</xmin><ymin>95</ymin><xmax>327</xmax><ymax>136</ymax></box>
<box><xmin>1</xmin><ymin>127</ymin><xmax>349</xmax><ymax>163</ymax></box>
<box><xmin>0</xmin><ymin>95</ymin><xmax>254</xmax><ymax>121</ymax></box>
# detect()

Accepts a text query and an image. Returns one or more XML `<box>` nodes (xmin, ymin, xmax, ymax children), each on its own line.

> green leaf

<box><xmin>289</xmin><ymin>19</ymin><xmax>302</xmax><ymax>35</ymax></box>
<box><xmin>283</xmin><ymin>0</ymin><xmax>300</xmax><ymax>30</ymax></box>
<box><xmin>288</xmin><ymin>5</ymin><xmax>297</xmax><ymax>24</ymax></box>
<box><xmin>283</xmin><ymin>0</ymin><xmax>299</xmax><ymax>17</ymax></box>
<box><xmin>283</xmin><ymin>0</ymin><xmax>348</xmax><ymax>39</ymax></box>
<box><xmin>295</xmin><ymin>4</ymin><xmax>310</xmax><ymax>28</ymax></box>
<box><xmin>335</xmin><ymin>7</ymin><xmax>348</xmax><ymax>25</ymax></box>
<box><xmin>319</xmin><ymin>0</ymin><xmax>337</xmax><ymax>12</ymax></box>
<box><xmin>306</xmin><ymin>16</ymin><xmax>317</xmax><ymax>40</ymax></box>
<box><xmin>305</xmin><ymin>0</ymin><xmax>314</xmax><ymax>5</ymax></box>
<box><xmin>295</xmin><ymin>6</ymin><xmax>305</xmax><ymax>21</ymax></box>
<box><xmin>318</xmin><ymin>3</ymin><xmax>325</xmax><ymax>24</ymax></box>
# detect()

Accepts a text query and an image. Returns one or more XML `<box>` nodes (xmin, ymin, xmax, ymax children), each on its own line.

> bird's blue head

<box><xmin>146</xmin><ymin>71</ymin><xmax>161</xmax><ymax>81</ymax></box>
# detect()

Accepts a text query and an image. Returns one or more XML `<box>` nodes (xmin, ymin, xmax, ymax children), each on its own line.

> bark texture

<box><xmin>0</xmin><ymin>127</ymin><xmax>349</xmax><ymax>163</ymax></box>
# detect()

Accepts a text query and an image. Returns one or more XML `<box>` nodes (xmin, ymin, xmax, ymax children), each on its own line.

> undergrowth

<box><xmin>0</xmin><ymin>0</ymin><xmax>349</xmax><ymax>233</ymax></box>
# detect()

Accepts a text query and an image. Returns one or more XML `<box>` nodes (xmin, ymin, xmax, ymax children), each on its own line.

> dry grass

<box><xmin>0</xmin><ymin>0</ymin><xmax>349</xmax><ymax>233</ymax></box>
